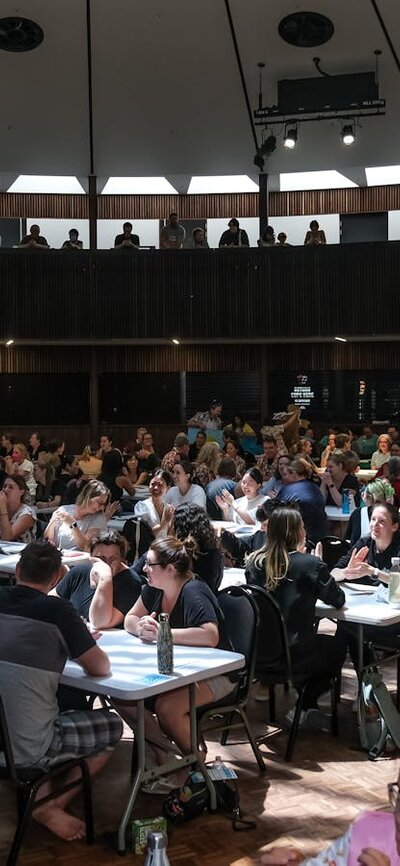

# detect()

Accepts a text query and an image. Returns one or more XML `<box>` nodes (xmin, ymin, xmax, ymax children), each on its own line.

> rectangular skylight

<box><xmin>366</xmin><ymin>166</ymin><xmax>400</xmax><ymax>186</ymax></box>
<box><xmin>101</xmin><ymin>177</ymin><xmax>178</xmax><ymax>194</ymax></box>
<box><xmin>280</xmin><ymin>170</ymin><xmax>358</xmax><ymax>191</ymax></box>
<box><xmin>188</xmin><ymin>175</ymin><xmax>259</xmax><ymax>194</ymax></box>
<box><xmin>8</xmin><ymin>176</ymin><xmax>85</xmax><ymax>193</ymax></box>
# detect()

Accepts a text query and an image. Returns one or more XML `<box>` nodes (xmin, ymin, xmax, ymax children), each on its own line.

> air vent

<box><xmin>0</xmin><ymin>17</ymin><xmax>43</xmax><ymax>52</ymax></box>
<box><xmin>278</xmin><ymin>12</ymin><xmax>334</xmax><ymax>48</ymax></box>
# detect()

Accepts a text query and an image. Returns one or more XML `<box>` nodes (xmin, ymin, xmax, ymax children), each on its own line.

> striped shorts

<box><xmin>43</xmin><ymin>708</ymin><xmax>123</xmax><ymax>767</ymax></box>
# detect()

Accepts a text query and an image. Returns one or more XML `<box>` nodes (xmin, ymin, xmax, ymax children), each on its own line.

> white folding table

<box><xmin>61</xmin><ymin>629</ymin><xmax>244</xmax><ymax>852</ymax></box>
<box><xmin>0</xmin><ymin>545</ymin><xmax>90</xmax><ymax>579</ymax></box>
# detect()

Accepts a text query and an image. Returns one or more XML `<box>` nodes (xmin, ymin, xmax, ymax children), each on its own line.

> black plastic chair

<box><xmin>206</xmin><ymin>497</ymin><xmax>222</xmax><ymax>520</ymax></box>
<box><xmin>197</xmin><ymin>585</ymin><xmax>266</xmax><ymax>772</ymax></box>
<box><xmin>121</xmin><ymin>516</ymin><xmax>154</xmax><ymax>564</ymax></box>
<box><xmin>248</xmin><ymin>584</ymin><xmax>339</xmax><ymax>762</ymax></box>
<box><xmin>320</xmin><ymin>536</ymin><xmax>351</xmax><ymax>571</ymax></box>
<box><xmin>0</xmin><ymin>694</ymin><xmax>94</xmax><ymax>865</ymax></box>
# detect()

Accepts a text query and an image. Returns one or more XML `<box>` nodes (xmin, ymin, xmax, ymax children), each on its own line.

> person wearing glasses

<box><xmin>260</xmin><ymin>776</ymin><xmax>400</xmax><ymax>866</ymax></box>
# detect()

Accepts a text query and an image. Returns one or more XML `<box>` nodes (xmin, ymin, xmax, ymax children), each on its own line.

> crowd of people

<box><xmin>12</xmin><ymin>215</ymin><xmax>328</xmax><ymax>251</ymax></box>
<box><xmin>2</xmin><ymin>412</ymin><xmax>400</xmax><ymax>858</ymax></box>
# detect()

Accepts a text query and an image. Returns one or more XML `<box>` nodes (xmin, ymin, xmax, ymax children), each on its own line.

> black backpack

<box><xmin>121</xmin><ymin>517</ymin><xmax>154</xmax><ymax>565</ymax></box>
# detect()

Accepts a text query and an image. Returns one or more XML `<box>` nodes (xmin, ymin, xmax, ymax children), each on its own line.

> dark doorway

<box><xmin>340</xmin><ymin>212</ymin><xmax>388</xmax><ymax>244</ymax></box>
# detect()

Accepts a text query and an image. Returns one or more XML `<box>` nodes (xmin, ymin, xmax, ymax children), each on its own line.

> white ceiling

<box><xmin>0</xmin><ymin>0</ymin><xmax>399</xmax><ymax>189</ymax></box>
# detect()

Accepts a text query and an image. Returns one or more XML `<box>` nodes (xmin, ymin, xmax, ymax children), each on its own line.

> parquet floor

<box><xmin>0</xmin><ymin>657</ymin><xmax>398</xmax><ymax>866</ymax></box>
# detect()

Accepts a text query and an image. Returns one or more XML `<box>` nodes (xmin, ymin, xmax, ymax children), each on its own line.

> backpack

<box><xmin>163</xmin><ymin>767</ymin><xmax>256</xmax><ymax>831</ymax></box>
<box><xmin>121</xmin><ymin>517</ymin><xmax>154</xmax><ymax>565</ymax></box>
<box><xmin>358</xmin><ymin>657</ymin><xmax>400</xmax><ymax>759</ymax></box>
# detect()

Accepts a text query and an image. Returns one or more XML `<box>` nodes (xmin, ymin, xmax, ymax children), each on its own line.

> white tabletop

<box><xmin>325</xmin><ymin>505</ymin><xmax>351</xmax><ymax>523</ymax></box>
<box><xmin>316</xmin><ymin>584</ymin><xmax>400</xmax><ymax>627</ymax></box>
<box><xmin>211</xmin><ymin>520</ymin><xmax>258</xmax><ymax>537</ymax></box>
<box><xmin>61</xmin><ymin>629</ymin><xmax>244</xmax><ymax>701</ymax></box>
<box><xmin>0</xmin><ymin>548</ymin><xmax>90</xmax><ymax>575</ymax></box>
<box><xmin>219</xmin><ymin>567</ymin><xmax>247</xmax><ymax>592</ymax></box>
<box><xmin>317</xmin><ymin>468</ymin><xmax>377</xmax><ymax>481</ymax></box>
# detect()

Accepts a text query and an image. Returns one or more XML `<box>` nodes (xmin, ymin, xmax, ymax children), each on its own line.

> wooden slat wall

<box><xmin>1</xmin><ymin>186</ymin><xmax>400</xmax><ymax>220</ymax></box>
<box><xmin>2</xmin><ymin>342</ymin><xmax>400</xmax><ymax>376</ymax></box>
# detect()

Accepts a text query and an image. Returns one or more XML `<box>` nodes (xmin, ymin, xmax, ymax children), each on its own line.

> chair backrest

<box><xmin>0</xmin><ymin>694</ymin><xmax>19</xmax><ymax>785</ymax></box>
<box><xmin>320</xmin><ymin>535</ymin><xmax>351</xmax><ymax>571</ymax></box>
<box><xmin>246</xmin><ymin>584</ymin><xmax>293</xmax><ymax>684</ymax></box>
<box><xmin>206</xmin><ymin>497</ymin><xmax>222</xmax><ymax>520</ymax></box>
<box><xmin>217</xmin><ymin>586</ymin><xmax>260</xmax><ymax>699</ymax></box>
<box><xmin>121</xmin><ymin>517</ymin><xmax>154</xmax><ymax>564</ymax></box>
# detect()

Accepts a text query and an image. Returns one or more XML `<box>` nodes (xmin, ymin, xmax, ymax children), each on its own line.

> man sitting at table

<box><xmin>51</xmin><ymin>531</ymin><xmax>142</xmax><ymax>627</ymax></box>
<box><xmin>0</xmin><ymin>540</ymin><xmax>123</xmax><ymax>841</ymax></box>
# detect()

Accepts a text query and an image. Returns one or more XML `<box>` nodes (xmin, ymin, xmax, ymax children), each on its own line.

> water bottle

<box><xmin>144</xmin><ymin>831</ymin><xmax>170</xmax><ymax>866</ymax></box>
<box><xmin>389</xmin><ymin>557</ymin><xmax>400</xmax><ymax>608</ymax></box>
<box><xmin>348</xmin><ymin>491</ymin><xmax>356</xmax><ymax>513</ymax></box>
<box><xmin>157</xmin><ymin>613</ymin><xmax>173</xmax><ymax>675</ymax></box>
<box><xmin>342</xmin><ymin>489</ymin><xmax>350</xmax><ymax>514</ymax></box>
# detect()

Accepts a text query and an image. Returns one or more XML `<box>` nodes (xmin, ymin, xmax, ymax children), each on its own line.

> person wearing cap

<box><xmin>161</xmin><ymin>433</ymin><xmax>190</xmax><ymax>472</ymax></box>
<box><xmin>188</xmin><ymin>400</ymin><xmax>223</xmax><ymax>431</ymax></box>
<box><xmin>218</xmin><ymin>218</ymin><xmax>250</xmax><ymax>248</ymax></box>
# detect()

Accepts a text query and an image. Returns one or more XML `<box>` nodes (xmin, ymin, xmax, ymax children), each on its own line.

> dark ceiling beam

<box><xmin>370</xmin><ymin>0</ymin><xmax>400</xmax><ymax>76</ymax></box>
<box><xmin>223</xmin><ymin>0</ymin><xmax>259</xmax><ymax>156</ymax></box>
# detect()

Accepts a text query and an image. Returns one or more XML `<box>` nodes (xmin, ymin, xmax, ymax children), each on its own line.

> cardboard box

<box><xmin>132</xmin><ymin>816</ymin><xmax>168</xmax><ymax>855</ymax></box>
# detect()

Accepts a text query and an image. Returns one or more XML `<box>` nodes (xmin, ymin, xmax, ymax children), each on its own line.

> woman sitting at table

<box><xmin>261</xmin><ymin>454</ymin><xmax>291</xmax><ymax>496</ymax></box>
<box><xmin>118</xmin><ymin>451</ymin><xmax>149</xmax><ymax>493</ymax></box>
<box><xmin>320</xmin><ymin>452</ymin><xmax>361</xmax><ymax>509</ymax></box>
<box><xmin>216</xmin><ymin>467</ymin><xmax>265</xmax><ymax>525</ymax></box>
<box><xmin>332</xmin><ymin>502</ymin><xmax>400</xmax><ymax>585</ymax></box>
<box><xmin>124</xmin><ymin>537</ymin><xmax>234</xmax><ymax>757</ymax></box>
<box><xmin>98</xmin><ymin>449</ymin><xmax>124</xmax><ymax>503</ymax></box>
<box><xmin>134</xmin><ymin>469</ymin><xmax>174</xmax><ymax>537</ymax></box>
<box><xmin>345</xmin><ymin>478</ymin><xmax>394</xmax><ymax>546</ymax></box>
<box><xmin>164</xmin><ymin>460</ymin><xmax>207</xmax><ymax>509</ymax></box>
<box><xmin>371</xmin><ymin>434</ymin><xmax>392</xmax><ymax>471</ymax></box>
<box><xmin>192</xmin><ymin>442</ymin><xmax>221</xmax><ymax>488</ymax></box>
<box><xmin>5</xmin><ymin>442</ymin><xmax>37</xmax><ymax>502</ymax></box>
<box><xmin>224</xmin><ymin>439</ymin><xmax>246</xmax><ymax>480</ymax></box>
<box><xmin>0</xmin><ymin>475</ymin><xmax>36</xmax><ymax>542</ymax></box>
<box><xmin>273</xmin><ymin>458</ymin><xmax>328</xmax><ymax>545</ymax></box>
<box><xmin>173</xmin><ymin>503</ymin><xmax>223</xmax><ymax>594</ymax></box>
<box><xmin>44</xmin><ymin>479</ymin><xmax>117</xmax><ymax>550</ymax></box>
<box><xmin>245</xmin><ymin>506</ymin><xmax>345</xmax><ymax>725</ymax></box>
<box><xmin>320</xmin><ymin>432</ymin><xmax>336</xmax><ymax>468</ymax></box>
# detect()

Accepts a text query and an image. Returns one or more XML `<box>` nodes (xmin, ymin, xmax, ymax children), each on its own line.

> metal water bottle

<box><xmin>144</xmin><ymin>831</ymin><xmax>171</xmax><ymax>866</ymax></box>
<box><xmin>157</xmin><ymin>613</ymin><xmax>173</xmax><ymax>675</ymax></box>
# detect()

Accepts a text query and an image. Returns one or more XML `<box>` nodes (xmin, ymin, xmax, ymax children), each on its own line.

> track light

<box><xmin>284</xmin><ymin>125</ymin><xmax>297</xmax><ymax>149</ymax></box>
<box><xmin>341</xmin><ymin>124</ymin><xmax>355</xmax><ymax>145</ymax></box>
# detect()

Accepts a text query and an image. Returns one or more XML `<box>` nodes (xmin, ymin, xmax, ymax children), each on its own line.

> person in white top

<box><xmin>164</xmin><ymin>460</ymin><xmax>207</xmax><ymax>510</ymax></box>
<box><xmin>44</xmin><ymin>480</ymin><xmax>118</xmax><ymax>550</ymax></box>
<box><xmin>216</xmin><ymin>467</ymin><xmax>266</xmax><ymax>525</ymax></box>
<box><xmin>371</xmin><ymin>434</ymin><xmax>392</xmax><ymax>470</ymax></box>
<box><xmin>134</xmin><ymin>469</ymin><xmax>174</xmax><ymax>538</ymax></box>
<box><xmin>0</xmin><ymin>476</ymin><xmax>36</xmax><ymax>542</ymax></box>
<box><xmin>5</xmin><ymin>442</ymin><xmax>37</xmax><ymax>500</ymax></box>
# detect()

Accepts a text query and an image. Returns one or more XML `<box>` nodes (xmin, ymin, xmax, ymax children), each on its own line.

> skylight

<box><xmin>8</xmin><ymin>176</ymin><xmax>85</xmax><ymax>193</ymax></box>
<box><xmin>280</xmin><ymin>170</ymin><xmax>358</xmax><ymax>191</ymax></box>
<box><xmin>188</xmin><ymin>175</ymin><xmax>259</xmax><ymax>194</ymax></box>
<box><xmin>101</xmin><ymin>177</ymin><xmax>178</xmax><ymax>194</ymax></box>
<box><xmin>365</xmin><ymin>166</ymin><xmax>400</xmax><ymax>186</ymax></box>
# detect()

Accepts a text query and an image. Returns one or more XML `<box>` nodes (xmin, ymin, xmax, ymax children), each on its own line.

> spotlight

<box><xmin>284</xmin><ymin>125</ymin><xmax>297</xmax><ymax>149</ymax></box>
<box><xmin>341</xmin><ymin>124</ymin><xmax>355</xmax><ymax>145</ymax></box>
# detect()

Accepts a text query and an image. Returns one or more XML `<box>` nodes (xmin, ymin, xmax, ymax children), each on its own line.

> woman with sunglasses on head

<box><xmin>44</xmin><ymin>479</ymin><xmax>118</xmax><ymax>550</ymax></box>
<box><xmin>124</xmin><ymin>537</ymin><xmax>234</xmax><ymax>756</ymax></box>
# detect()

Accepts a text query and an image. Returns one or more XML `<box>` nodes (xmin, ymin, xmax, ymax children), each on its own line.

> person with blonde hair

<box><xmin>245</xmin><ymin>506</ymin><xmax>345</xmax><ymax>727</ymax></box>
<box><xmin>192</xmin><ymin>441</ymin><xmax>221</xmax><ymax>487</ymax></box>
<box><xmin>44</xmin><ymin>479</ymin><xmax>118</xmax><ymax>550</ymax></box>
<box><xmin>5</xmin><ymin>442</ymin><xmax>36</xmax><ymax>500</ymax></box>
<box><xmin>371</xmin><ymin>434</ymin><xmax>392</xmax><ymax>471</ymax></box>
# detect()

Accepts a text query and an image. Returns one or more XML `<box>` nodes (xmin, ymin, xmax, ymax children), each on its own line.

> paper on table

<box><xmin>344</xmin><ymin>582</ymin><xmax>378</xmax><ymax>594</ymax></box>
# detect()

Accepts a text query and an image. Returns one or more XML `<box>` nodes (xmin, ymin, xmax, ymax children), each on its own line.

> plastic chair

<box><xmin>248</xmin><ymin>584</ymin><xmax>339</xmax><ymax>762</ymax></box>
<box><xmin>197</xmin><ymin>585</ymin><xmax>266</xmax><ymax>772</ymax></box>
<box><xmin>0</xmin><ymin>694</ymin><xmax>94</xmax><ymax>865</ymax></box>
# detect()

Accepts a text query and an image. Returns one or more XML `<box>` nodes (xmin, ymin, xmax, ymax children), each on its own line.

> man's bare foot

<box><xmin>33</xmin><ymin>805</ymin><xmax>86</xmax><ymax>841</ymax></box>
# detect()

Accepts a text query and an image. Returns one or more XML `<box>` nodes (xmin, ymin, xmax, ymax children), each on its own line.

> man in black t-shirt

<box><xmin>53</xmin><ymin>531</ymin><xmax>142</xmax><ymax>626</ymax></box>
<box><xmin>0</xmin><ymin>541</ymin><xmax>122</xmax><ymax>842</ymax></box>
<box><xmin>114</xmin><ymin>221</ymin><xmax>140</xmax><ymax>249</ymax></box>
<box><xmin>19</xmin><ymin>224</ymin><xmax>50</xmax><ymax>249</ymax></box>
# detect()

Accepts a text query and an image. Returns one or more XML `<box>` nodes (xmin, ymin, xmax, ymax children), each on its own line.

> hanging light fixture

<box><xmin>283</xmin><ymin>124</ymin><xmax>298</xmax><ymax>148</ymax></box>
<box><xmin>341</xmin><ymin>123</ymin><xmax>355</xmax><ymax>145</ymax></box>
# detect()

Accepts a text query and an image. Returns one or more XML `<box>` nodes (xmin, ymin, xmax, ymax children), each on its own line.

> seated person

<box><xmin>224</xmin><ymin>439</ymin><xmax>246</xmax><ymax>479</ymax></box>
<box><xmin>206</xmin><ymin>456</ymin><xmax>237</xmax><ymax>501</ymax></box>
<box><xmin>162</xmin><ymin>433</ymin><xmax>190</xmax><ymax>472</ymax></box>
<box><xmin>276</xmin><ymin>231</ymin><xmax>290</xmax><ymax>246</ymax></box>
<box><xmin>221</xmin><ymin>499</ymin><xmax>283</xmax><ymax>568</ymax></box>
<box><xmin>257</xmin><ymin>434</ymin><xmax>284</xmax><ymax>483</ymax></box>
<box><xmin>51</xmin><ymin>531</ymin><xmax>142</xmax><ymax>627</ymax></box>
<box><xmin>137</xmin><ymin>431</ymin><xmax>161</xmax><ymax>481</ymax></box>
<box><xmin>134</xmin><ymin>469</ymin><xmax>174</xmax><ymax>537</ymax></box>
<box><xmin>164</xmin><ymin>459</ymin><xmax>207</xmax><ymax>509</ymax></box>
<box><xmin>192</xmin><ymin>441</ymin><xmax>221</xmax><ymax>488</ymax></box>
<box><xmin>320</xmin><ymin>432</ymin><xmax>336</xmax><ymax>468</ymax></box>
<box><xmin>36</xmin><ymin>454</ymin><xmax>81</xmax><ymax>509</ymax></box>
<box><xmin>188</xmin><ymin>431</ymin><xmax>207</xmax><ymax>461</ymax></box>
<box><xmin>19</xmin><ymin>223</ymin><xmax>50</xmax><ymax>249</ymax></box>
<box><xmin>188</xmin><ymin>399</ymin><xmax>223</xmax><ymax>432</ymax></box>
<box><xmin>332</xmin><ymin>502</ymin><xmax>400</xmax><ymax>586</ymax></box>
<box><xmin>0</xmin><ymin>541</ymin><xmax>122</xmax><ymax>841</ymax></box>
<box><xmin>246</xmin><ymin>506</ymin><xmax>345</xmax><ymax>726</ymax></box>
<box><xmin>44</xmin><ymin>479</ymin><xmax>116</xmax><ymax>550</ymax></box>
<box><xmin>98</xmin><ymin>449</ymin><xmax>125</xmax><ymax>503</ymax></box>
<box><xmin>218</xmin><ymin>218</ymin><xmax>250</xmax><ymax>247</ymax></box>
<box><xmin>371</xmin><ymin>434</ymin><xmax>391</xmax><ymax>471</ymax></box>
<box><xmin>346</xmin><ymin>478</ymin><xmax>394</xmax><ymax>545</ymax></box>
<box><xmin>78</xmin><ymin>444</ymin><xmax>103</xmax><ymax>480</ymax></box>
<box><xmin>61</xmin><ymin>228</ymin><xmax>83</xmax><ymax>250</ymax></box>
<box><xmin>216</xmin><ymin>468</ymin><xmax>265</xmax><ymax>525</ymax></box>
<box><xmin>0</xmin><ymin>475</ymin><xmax>36</xmax><ymax>542</ymax></box>
<box><xmin>114</xmin><ymin>221</ymin><xmax>140</xmax><ymax>248</ymax></box>
<box><xmin>259</xmin><ymin>225</ymin><xmax>276</xmax><ymax>246</ymax></box>
<box><xmin>160</xmin><ymin>212</ymin><xmax>185</xmax><ymax>249</ymax></box>
<box><xmin>353</xmin><ymin>424</ymin><xmax>378</xmax><ymax>460</ymax></box>
<box><xmin>5</xmin><ymin>442</ymin><xmax>36</xmax><ymax>501</ymax></box>
<box><xmin>124</xmin><ymin>537</ymin><xmax>234</xmax><ymax>757</ymax></box>
<box><xmin>261</xmin><ymin>770</ymin><xmax>400</xmax><ymax>866</ymax></box>
<box><xmin>191</xmin><ymin>227</ymin><xmax>209</xmax><ymax>248</ymax></box>
<box><xmin>173</xmin><ymin>504</ymin><xmax>224</xmax><ymax>594</ymax></box>
<box><xmin>277</xmin><ymin>457</ymin><xmax>328</xmax><ymax>545</ymax></box>
<box><xmin>320</xmin><ymin>452</ymin><xmax>361</xmax><ymax>508</ymax></box>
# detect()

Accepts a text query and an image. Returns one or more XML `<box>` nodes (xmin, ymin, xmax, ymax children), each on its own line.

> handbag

<box><xmin>163</xmin><ymin>767</ymin><xmax>256</xmax><ymax>831</ymax></box>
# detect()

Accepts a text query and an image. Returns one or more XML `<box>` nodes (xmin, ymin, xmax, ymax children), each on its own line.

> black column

<box><xmin>259</xmin><ymin>172</ymin><xmax>269</xmax><ymax>238</ymax></box>
<box><xmin>88</xmin><ymin>174</ymin><xmax>97</xmax><ymax>250</ymax></box>
<box><xmin>89</xmin><ymin>347</ymin><xmax>99</xmax><ymax>444</ymax></box>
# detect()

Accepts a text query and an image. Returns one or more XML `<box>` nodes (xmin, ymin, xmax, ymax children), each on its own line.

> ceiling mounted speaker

<box><xmin>278</xmin><ymin>12</ymin><xmax>334</xmax><ymax>48</ymax></box>
<box><xmin>0</xmin><ymin>17</ymin><xmax>43</xmax><ymax>52</ymax></box>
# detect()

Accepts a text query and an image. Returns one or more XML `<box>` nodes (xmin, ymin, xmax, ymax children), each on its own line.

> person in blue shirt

<box><xmin>278</xmin><ymin>457</ymin><xmax>328</xmax><ymax>544</ymax></box>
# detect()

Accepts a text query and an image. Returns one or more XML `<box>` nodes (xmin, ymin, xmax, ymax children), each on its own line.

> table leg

<box><xmin>117</xmin><ymin>699</ymin><xmax>145</xmax><ymax>854</ymax></box>
<box><xmin>358</xmin><ymin>624</ymin><xmax>364</xmax><ymax>674</ymax></box>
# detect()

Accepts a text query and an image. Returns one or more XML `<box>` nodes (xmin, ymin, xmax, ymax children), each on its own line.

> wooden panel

<box><xmin>270</xmin><ymin>186</ymin><xmax>400</xmax><ymax>217</ymax></box>
<box><xmin>98</xmin><ymin>193</ymin><xmax>259</xmax><ymax>219</ymax></box>
<box><xmin>0</xmin><ymin>193</ymin><xmax>88</xmax><ymax>219</ymax></box>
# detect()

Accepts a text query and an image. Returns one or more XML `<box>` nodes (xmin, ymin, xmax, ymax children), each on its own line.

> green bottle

<box><xmin>157</xmin><ymin>613</ymin><xmax>173</xmax><ymax>675</ymax></box>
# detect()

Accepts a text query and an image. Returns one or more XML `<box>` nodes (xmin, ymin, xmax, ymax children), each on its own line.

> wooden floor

<box><xmin>1</xmin><ymin>658</ymin><xmax>398</xmax><ymax>866</ymax></box>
